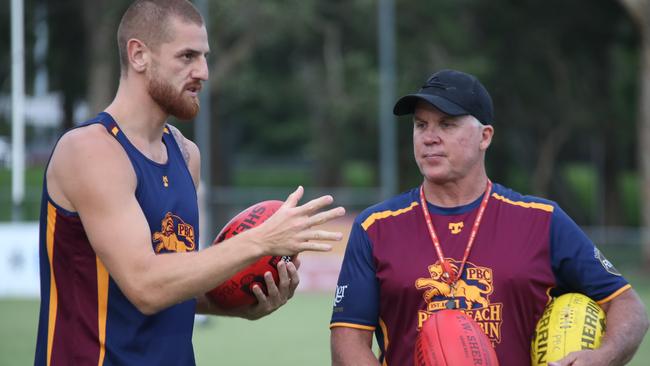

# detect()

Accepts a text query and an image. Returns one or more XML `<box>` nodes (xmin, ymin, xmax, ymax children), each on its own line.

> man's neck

<box><xmin>103</xmin><ymin>78</ymin><xmax>171</xmax><ymax>164</ymax></box>
<box><xmin>105</xmin><ymin>78</ymin><xmax>168</xmax><ymax>144</ymax></box>
<box><xmin>422</xmin><ymin>174</ymin><xmax>490</xmax><ymax>208</ymax></box>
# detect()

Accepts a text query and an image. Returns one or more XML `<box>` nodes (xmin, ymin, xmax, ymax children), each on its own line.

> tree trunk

<box><xmin>207</xmin><ymin>31</ymin><xmax>258</xmax><ymax>189</ymax></box>
<box><xmin>639</xmin><ymin>31</ymin><xmax>650</xmax><ymax>268</ymax></box>
<box><xmin>619</xmin><ymin>0</ymin><xmax>650</xmax><ymax>268</ymax></box>
<box><xmin>82</xmin><ymin>0</ymin><xmax>118</xmax><ymax>115</ymax></box>
<box><xmin>206</xmin><ymin>3</ymin><xmax>262</xmax><ymax>190</ymax></box>
<box><xmin>315</xmin><ymin>21</ymin><xmax>345</xmax><ymax>187</ymax></box>
<box><xmin>531</xmin><ymin>124</ymin><xmax>571</xmax><ymax>196</ymax></box>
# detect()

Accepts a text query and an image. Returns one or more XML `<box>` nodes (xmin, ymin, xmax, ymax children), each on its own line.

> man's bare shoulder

<box><xmin>48</xmin><ymin>123</ymin><xmax>136</xmax><ymax>211</ymax></box>
<box><xmin>53</xmin><ymin>124</ymin><xmax>129</xmax><ymax>168</ymax></box>
<box><xmin>57</xmin><ymin>123</ymin><xmax>113</xmax><ymax>148</ymax></box>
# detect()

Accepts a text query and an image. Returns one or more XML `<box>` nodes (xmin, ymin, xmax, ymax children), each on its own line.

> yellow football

<box><xmin>531</xmin><ymin>293</ymin><xmax>606</xmax><ymax>366</ymax></box>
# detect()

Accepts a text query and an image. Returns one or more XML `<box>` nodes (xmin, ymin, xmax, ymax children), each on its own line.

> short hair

<box><xmin>117</xmin><ymin>0</ymin><xmax>204</xmax><ymax>73</ymax></box>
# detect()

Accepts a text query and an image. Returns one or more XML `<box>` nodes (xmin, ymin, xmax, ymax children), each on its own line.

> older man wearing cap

<box><xmin>329</xmin><ymin>69</ymin><xmax>648</xmax><ymax>365</ymax></box>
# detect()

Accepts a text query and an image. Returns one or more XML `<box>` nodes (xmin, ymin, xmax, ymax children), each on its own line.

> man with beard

<box><xmin>34</xmin><ymin>1</ymin><xmax>345</xmax><ymax>365</ymax></box>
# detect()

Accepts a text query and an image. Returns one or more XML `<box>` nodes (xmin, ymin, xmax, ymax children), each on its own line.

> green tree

<box><xmin>206</xmin><ymin>0</ymin><xmax>379</xmax><ymax>188</ymax></box>
<box><xmin>470</xmin><ymin>0</ymin><xmax>633</xmax><ymax>225</ymax></box>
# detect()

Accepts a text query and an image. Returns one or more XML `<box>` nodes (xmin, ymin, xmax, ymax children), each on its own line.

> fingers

<box><xmin>240</xmin><ymin>261</ymin><xmax>300</xmax><ymax>320</ymax></box>
<box><xmin>250</xmin><ymin>284</ymin><xmax>269</xmax><ymax>309</ymax></box>
<box><xmin>251</xmin><ymin>267</ymin><xmax>288</xmax><ymax>303</ymax></box>
<box><xmin>549</xmin><ymin>351</ymin><xmax>579</xmax><ymax>366</ymax></box>
<box><xmin>548</xmin><ymin>361</ymin><xmax>571</xmax><ymax>366</ymax></box>
<box><xmin>296</xmin><ymin>194</ymin><xmax>335</xmax><ymax>215</ymax></box>
<box><xmin>297</xmin><ymin>229</ymin><xmax>343</xmax><ymax>242</ymax></box>
<box><xmin>282</xmin><ymin>186</ymin><xmax>304</xmax><ymax>209</ymax></box>
<box><xmin>271</xmin><ymin>261</ymin><xmax>299</xmax><ymax>301</ymax></box>
<box><xmin>264</xmin><ymin>271</ymin><xmax>282</xmax><ymax>302</ymax></box>
<box><xmin>296</xmin><ymin>242</ymin><xmax>333</xmax><ymax>252</ymax></box>
<box><xmin>286</xmin><ymin>261</ymin><xmax>300</xmax><ymax>297</ymax></box>
<box><xmin>307</xmin><ymin>206</ymin><xmax>346</xmax><ymax>226</ymax></box>
<box><xmin>258</xmin><ymin>189</ymin><xmax>345</xmax><ymax>256</ymax></box>
<box><xmin>285</xmin><ymin>190</ymin><xmax>346</xmax><ymax>225</ymax></box>
<box><xmin>291</xmin><ymin>255</ymin><xmax>301</xmax><ymax>270</ymax></box>
<box><xmin>276</xmin><ymin>261</ymin><xmax>291</xmax><ymax>295</ymax></box>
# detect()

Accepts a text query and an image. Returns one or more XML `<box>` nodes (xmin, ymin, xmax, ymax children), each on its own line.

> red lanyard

<box><xmin>419</xmin><ymin>180</ymin><xmax>492</xmax><ymax>286</ymax></box>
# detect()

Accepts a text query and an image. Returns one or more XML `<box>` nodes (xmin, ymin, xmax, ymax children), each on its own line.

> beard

<box><xmin>147</xmin><ymin>67</ymin><xmax>200</xmax><ymax>121</ymax></box>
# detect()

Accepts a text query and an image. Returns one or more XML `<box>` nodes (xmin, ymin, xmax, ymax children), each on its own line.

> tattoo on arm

<box><xmin>170</xmin><ymin>125</ymin><xmax>190</xmax><ymax>166</ymax></box>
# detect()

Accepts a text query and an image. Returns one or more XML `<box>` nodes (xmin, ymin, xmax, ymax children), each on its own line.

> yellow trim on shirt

<box><xmin>544</xmin><ymin>287</ymin><xmax>553</xmax><ymax>306</ymax></box>
<box><xmin>491</xmin><ymin>193</ymin><xmax>554</xmax><ymax>212</ymax></box>
<box><xmin>96</xmin><ymin>257</ymin><xmax>110</xmax><ymax>366</ymax></box>
<box><xmin>379</xmin><ymin>318</ymin><xmax>389</xmax><ymax>366</ymax></box>
<box><xmin>329</xmin><ymin>322</ymin><xmax>376</xmax><ymax>331</ymax></box>
<box><xmin>361</xmin><ymin>202</ymin><xmax>419</xmax><ymax>230</ymax></box>
<box><xmin>597</xmin><ymin>284</ymin><xmax>632</xmax><ymax>305</ymax></box>
<box><xmin>46</xmin><ymin>203</ymin><xmax>58</xmax><ymax>366</ymax></box>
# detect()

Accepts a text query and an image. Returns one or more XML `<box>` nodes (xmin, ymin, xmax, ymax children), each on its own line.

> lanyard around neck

<box><xmin>419</xmin><ymin>180</ymin><xmax>493</xmax><ymax>286</ymax></box>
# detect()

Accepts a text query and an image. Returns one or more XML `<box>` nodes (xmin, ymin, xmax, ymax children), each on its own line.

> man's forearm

<box><xmin>331</xmin><ymin>327</ymin><xmax>380</xmax><ymax>366</ymax></box>
<box><xmin>331</xmin><ymin>347</ymin><xmax>379</xmax><ymax>366</ymax></box>
<box><xmin>598</xmin><ymin>289</ymin><xmax>649</xmax><ymax>364</ymax></box>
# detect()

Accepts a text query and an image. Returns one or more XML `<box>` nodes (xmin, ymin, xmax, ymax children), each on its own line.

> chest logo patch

<box><xmin>448</xmin><ymin>221</ymin><xmax>464</xmax><ymax>234</ymax></box>
<box><xmin>162</xmin><ymin>175</ymin><xmax>169</xmax><ymax>187</ymax></box>
<box><xmin>152</xmin><ymin>212</ymin><xmax>196</xmax><ymax>253</ymax></box>
<box><xmin>415</xmin><ymin>259</ymin><xmax>503</xmax><ymax>344</ymax></box>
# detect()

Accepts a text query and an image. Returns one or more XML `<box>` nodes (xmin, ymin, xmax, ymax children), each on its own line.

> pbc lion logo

<box><xmin>415</xmin><ymin>261</ymin><xmax>492</xmax><ymax>308</ymax></box>
<box><xmin>152</xmin><ymin>212</ymin><xmax>196</xmax><ymax>253</ymax></box>
<box><xmin>415</xmin><ymin>259</ymin><xmax>503</xmax><ymax>344</ymax></box>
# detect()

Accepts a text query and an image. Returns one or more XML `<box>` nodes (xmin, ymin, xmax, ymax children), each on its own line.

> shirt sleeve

<box><xmin>330</xmin><ymin>218</ymin><xmax>380</xmax><ymax>330</ymax></box>
<box><xmin>550</xmin><ymin>205</ymin><xmax>630</xmax><ymax>303</ymax></box>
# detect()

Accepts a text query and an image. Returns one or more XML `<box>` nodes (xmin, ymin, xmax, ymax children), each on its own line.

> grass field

<box><xmin>2</xmin><ymin>277</ymin><xmax>650</xmax><ymax>366</ymax></box>
<box><xmin>0</xmin><ymin>292</ymin><xmax>337</xmax><ymax>365</ymax></box>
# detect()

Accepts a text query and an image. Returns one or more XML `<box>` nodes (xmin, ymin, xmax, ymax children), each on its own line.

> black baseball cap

<box><xmin>393</xmin><ymin>69</ymin><xmax>494</xmax><ymax>124</ymax></box>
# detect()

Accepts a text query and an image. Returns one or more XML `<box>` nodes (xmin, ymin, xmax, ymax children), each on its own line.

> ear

<box><xmin>126</xmin><ymin>38</ymin><xmax>149</xmax><ymax>74</ymax></box>
<box><xmin>479</xmin><ymin>124</ymin><xmax>494</xmax><ymax>151</ymax></box>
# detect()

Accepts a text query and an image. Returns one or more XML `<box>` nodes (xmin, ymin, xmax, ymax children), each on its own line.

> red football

<box><xmin>415</xmin><ymin>310</ymin><xmax>499</xmax><ymax>366</ymax></box>
<box><xmin>205</xmin><ymin>200</ymin><xmax>290</xmax><ymax>309</ymax></box>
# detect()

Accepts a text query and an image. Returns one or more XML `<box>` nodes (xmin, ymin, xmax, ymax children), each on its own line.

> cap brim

<box><xmin>393</xmin><ymin>94</ymin><xmax>468</xmax><ymax>117</ymax></box>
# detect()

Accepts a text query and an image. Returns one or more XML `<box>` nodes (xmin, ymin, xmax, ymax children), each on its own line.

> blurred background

<box><xmin>1</xmin><ymin>0</ymin><xmax>649</xmax><ymax>364</ymax></box>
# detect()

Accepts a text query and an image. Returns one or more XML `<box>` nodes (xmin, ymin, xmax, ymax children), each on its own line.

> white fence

<box><xmin>0</xmin><ymin>222</ymin><xmax>643</xmax><ymax>299</ymax></box>
<box><xmin>0</xmin><ymin>222</ymin><xmax>40</xmax><ymax>298</ymax></box>
<box><xmin>0</xmin><ymin>222</ymin><xmax>344</xmax><ymax>299</ymax></box>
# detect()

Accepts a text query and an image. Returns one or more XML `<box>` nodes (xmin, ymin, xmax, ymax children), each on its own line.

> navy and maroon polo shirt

<box><xmin>331</xmin><ymin>183</ymin><xmax>629</xmax><ymax>365</ymax></box>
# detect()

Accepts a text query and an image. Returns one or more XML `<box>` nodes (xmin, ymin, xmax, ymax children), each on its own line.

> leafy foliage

<box><xmin>0</xmin><ymin>0</ymin><xmax>643</xmax><ymax>225</ymax></box>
